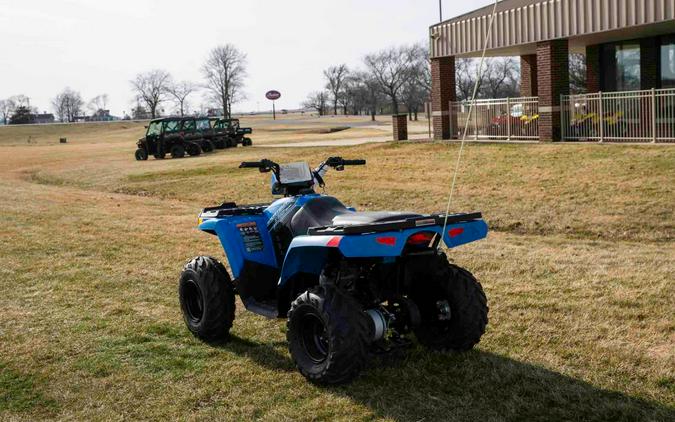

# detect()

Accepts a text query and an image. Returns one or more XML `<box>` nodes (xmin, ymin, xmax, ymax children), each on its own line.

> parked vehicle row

<box><xmin>135</xmin><ymin>117</ymin><xmax>253</xmax><ymax>161</ymax></box>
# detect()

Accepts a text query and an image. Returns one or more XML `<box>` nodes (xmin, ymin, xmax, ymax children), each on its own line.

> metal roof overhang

<box><xmin>430</xmin><ymin>0</ymin><xmax>675</xmax><ymax>58</ymax></box>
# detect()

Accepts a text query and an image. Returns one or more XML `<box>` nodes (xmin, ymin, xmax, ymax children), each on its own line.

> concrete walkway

<box><xmin>258</xmin><ymin>133</ymin><xmax>430</xmax><ymax>148</ymax></box>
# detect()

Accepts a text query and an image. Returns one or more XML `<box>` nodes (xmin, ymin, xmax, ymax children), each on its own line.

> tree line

<box><xmin>303</xmin><ymin>47</ymin><xmax>588</xmax><ymax>120</ymax></box>
<box><xmin>130</xmin><ymin>44</ymin><xmax>247</xmax><ymax>120</ymax></box>
<box><xmin>303</xmin><ymin>44</ymin><xmax>430</xmax><ymax>121</ymax></box>
<box><xmin>0</xmin><ymin>43</ymin><xmax>248</xmax><ymax>125</ymax></box>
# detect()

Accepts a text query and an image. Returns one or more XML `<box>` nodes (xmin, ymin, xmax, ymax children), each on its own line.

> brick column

<box><xmin>640</xmin><ymin>37</ymin><xmax>660</xmax><ymax>90</ymax></box>
<box><xmin>392</xmin><ymin>114</ymin><xmax>408</xmax><ymax>141</ymax></box>
<box><xmin>586</xmin><ymin>44</ymin><xmax>602</xmax><ymax>93</ymax></box>
<box><xmin>520</xmin><ymin>54</ymin><xmax>538</xmax><ymax>97</ymax></box>
<box><xmin>537</xmin><ymin>39</ymin><xmax>569</xmax><ymax>142</ymax></box>
<box><xmin>431</xmin><ymin>56</ymin><xmax>456</xmax><ymax>140</ymax></box>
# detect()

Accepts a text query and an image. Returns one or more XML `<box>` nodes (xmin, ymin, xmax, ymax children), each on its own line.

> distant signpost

<box><xmin>266</xmin><ymin>90</ymin><xmax>281</xmax><ymax>120</ymax></box>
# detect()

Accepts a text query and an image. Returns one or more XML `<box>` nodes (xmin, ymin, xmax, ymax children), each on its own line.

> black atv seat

<box><xmin>289</xmin><ymin>196</ymin><xmax>422</xmax><ymax>236</ymax></box>
<box><xmin>290</xmin><ymin>196</ymin><xmax>350</xmax><ymax>236</ymax></box>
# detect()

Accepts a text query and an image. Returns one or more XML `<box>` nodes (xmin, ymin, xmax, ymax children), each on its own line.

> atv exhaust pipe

<box><xmin>366</xmin><ymin>309</ymin><xmax>388</xmax><ymax>341</ymax></box>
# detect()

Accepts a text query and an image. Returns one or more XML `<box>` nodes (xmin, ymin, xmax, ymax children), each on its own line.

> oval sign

<box><xmin>266</xmin><ymin>90</ymin><xmax>281</xmax><ymax>101</ymax></box>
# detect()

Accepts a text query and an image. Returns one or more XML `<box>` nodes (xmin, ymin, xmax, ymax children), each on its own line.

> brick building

<box><xmin>430</xmin><ymin>0</ymin><xmax>675</xmax><ymax>141</ymax></box>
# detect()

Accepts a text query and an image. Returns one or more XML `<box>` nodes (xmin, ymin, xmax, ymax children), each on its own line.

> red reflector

<box><xmin>407</xmin><ymin>232</ymin><xmax>435</xmax><ymax>245</ymax></box>
<box><xmin>376</xmin><ymin>236</ymin><xmax>397</xmax><ymax>246</ymax></box>
<box><xmin>326</xmin><ymin>236</ymin><xmax>342</xmax><ymax>247</ymax></box>
<box><xmin>448</xmin><ymin>228</ymin><xmax>465</xmax><ymax>238</ymax></box>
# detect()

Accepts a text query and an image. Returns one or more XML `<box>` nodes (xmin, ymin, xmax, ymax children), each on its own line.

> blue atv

<box><xmin>179</xmin><ymin>157</ymin><xmax>489</xmax><ymax>384</ymax></box>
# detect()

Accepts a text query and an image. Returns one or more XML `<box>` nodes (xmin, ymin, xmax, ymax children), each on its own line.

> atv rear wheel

<box><xmin>179</xmin><ymin>256</ymin><xmax>235</xmax><ymax>343</ymax></box>
<box><xmin>287</xmin><ymin>285</ymin><xmax>370</xmax><ymax>384</ymax></box>
<box><xmin>409</xmin><ymin>253</ymin><xmax>488</xmax><ymax>351</ymax></box>
<box><xmin>171</xmin><ymin>145</ymin><xmax>185</xmax><ymax>159</ymax></box>
<box><xmin>135</xmin><ymin>148</ymin><xmax>148</xmax><ymax>161</ymax></box>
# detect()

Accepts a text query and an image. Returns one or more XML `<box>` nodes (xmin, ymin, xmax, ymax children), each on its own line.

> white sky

<box><xmin>0</xmin><ymin>0</ymin><xmax>494</xmax><ymax>116</ymax></box>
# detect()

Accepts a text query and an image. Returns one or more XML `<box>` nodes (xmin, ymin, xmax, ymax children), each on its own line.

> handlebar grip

<box><xmin>239</xmin><ymin>162</ymin><xmax>263</xmax><ymax>169</ymax></box>
<box><xmin>343</xmin><ymin>159</ymin><xmax>366</xmax><ymax>166</ymax></box>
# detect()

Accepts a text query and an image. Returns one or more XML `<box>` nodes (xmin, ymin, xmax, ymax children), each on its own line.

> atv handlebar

<box><xmin>239</xmin><ymin>160</ymin><xmax>280</xmax><ymax>174</ymax></box>
<box><xmin>342</xmin><ymin>159</ymin><xmax>366</xmax><ymax>166</ymax></box>
<box><xmin>239</xmin><ymin>161</ymin><xmax>265</xmax><ymax>169</ymax></box>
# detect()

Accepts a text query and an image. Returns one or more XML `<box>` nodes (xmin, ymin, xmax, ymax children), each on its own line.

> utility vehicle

<box><xmin>179</xmin><ymin>157</ymin><xmax>489</xmax><ymax>384</ymax></box>
<box><xmin>211</xmin><ymin>118</ymin><xmax>253</xmax><ymax>147</ymax></box>
<box><xmin>135</xmin><ymin>117</ymin><xmax>213</xmax><ymax>160</ymax></box>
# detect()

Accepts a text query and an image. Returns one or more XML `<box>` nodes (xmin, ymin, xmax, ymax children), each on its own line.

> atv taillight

<box><xmin>407</xmin><ymin>231</ymin><xmax>435</xmax><ymax>247</ymax></box>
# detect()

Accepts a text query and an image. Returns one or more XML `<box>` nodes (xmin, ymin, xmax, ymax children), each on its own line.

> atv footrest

<box><xmin>307</xmin><ymin>212</ymin><xmax>483</xmax><ymax>236</ymax></box>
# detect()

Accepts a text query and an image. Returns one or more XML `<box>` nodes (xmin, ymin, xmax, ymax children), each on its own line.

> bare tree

<box><xmin>130</xmin><ymin>70</ymin><xmax>172</xmax><ymax>118</ymax></box>
<box><xmin>52</xmin><ymin>88</ymin><xmax>84</xmax><ymax>122</ymax></box>
<box><xmin>401</xmin><ymin>44</ymin><xmax>431</xmax><ymax>120</ymax></box>
<box><xmin>570</xmin><ymin>53</ymin><xmax>587</xmax><ymax>94</ymax></box>
<box><xmin>364</xmin><ymin>46</ymin><xmax>417</xmax><ymax>114</ymax></box>
<box><xmin>167</xmin><ymin>81</ymin><xmax>197</xmax><ymax>117</ymax></box>
<box><xmin>324</xmin><ymin>64</ymin><xmax>349</xmax><ymax>115</ymax></box>
<box><xmin>455</xmin><ymin>58</ymin><xmax>477</xmax><ymax>101</ymax></box>
<box><xmin>202</xmin><ymin>44</ymin><xmax>248</xmax><ymax>119</ymax></box>
<box><xmin>481</xmin><ymin>57</ymin><xmax>519</xmax><ymax>98</ymax></box>
<box><xmin>303</xmin><ymin>91</ymin><xmax>329</xmax><ymax>116</ymax></box>
<box><xmin>350</xmin><ymin>71</ymin><xmax>385</xmax><ymax>121</ymax></box>
<box><xmin>0</xmin><ymin>99</ymin><xmax>16</xmax><ymax>125</ymax></box>
<box><xmin>88</xmin><ymin>94</ymin><xmax>109</xmax><ymax>114</ymax></box>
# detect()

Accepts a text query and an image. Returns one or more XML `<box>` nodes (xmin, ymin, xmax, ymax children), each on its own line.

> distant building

<box><xmin>429</xmin><ymin>0</ymin><xmax>675</xmax><ymax>142</ymax></box>
<box><xmin>32</xmin><ymin>113</ymin><xmax>55</xmax><ymax>124</ymax></box>
<box><xmin>89</xmin><ymin>109</ymin><xmax>115</xmax><ymax>122</ymax></box>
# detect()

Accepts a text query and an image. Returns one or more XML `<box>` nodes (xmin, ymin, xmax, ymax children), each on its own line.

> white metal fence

<box><xmin>450</xmin><ymin>97</ymin><xmax>539</xmax><ymax>141</ymax></box>
<box><xmin>561</xmin><ymin>88</ymin><xmax>675</xmax><ymax>143</ymax></box>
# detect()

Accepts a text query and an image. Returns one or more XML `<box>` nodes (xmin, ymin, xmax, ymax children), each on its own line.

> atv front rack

<box><xmin>307</xmin><ymin>212</ymin><xmax>483</xmax><ymax>236</ymax></box>
<box><xmin>202</xmin><ymin>202</ymin><xmax>270</xmax><ymax>217</ymax></box>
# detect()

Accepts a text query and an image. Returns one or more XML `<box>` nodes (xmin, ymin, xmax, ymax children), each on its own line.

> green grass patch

<box><xmin>0</xmin><ymin>363</ymin><xmax>57</xmax><ymax>414</ymax></box>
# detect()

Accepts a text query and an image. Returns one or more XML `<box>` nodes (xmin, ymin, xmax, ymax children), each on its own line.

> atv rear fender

<box><xmin>279</xmin><ymin>219</ymin><xmax>488</xmax><ymax>286</ymax></box>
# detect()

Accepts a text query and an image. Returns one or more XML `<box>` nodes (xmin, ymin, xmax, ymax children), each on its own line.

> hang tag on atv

<box><xmin>279</xmin><ymin>162</ymin><xmax>312</xmax><ymax>184</ymax></box>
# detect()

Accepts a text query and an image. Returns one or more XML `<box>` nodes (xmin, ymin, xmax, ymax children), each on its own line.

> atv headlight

<box><xmin>198</xmin><ymin>210</ymin><xmax>220</xmax><ymax>225</ymax></box>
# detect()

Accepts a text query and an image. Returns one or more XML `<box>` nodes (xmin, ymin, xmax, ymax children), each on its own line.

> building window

<box><xmin>662</xmin><ymin>36</ymin><xmax>675</xmax><ymax>89</ymax></box>
<box><xmin>602</xmin><ymin>42</ymin><xmax>641</xmax><ymax>91</ymax></box>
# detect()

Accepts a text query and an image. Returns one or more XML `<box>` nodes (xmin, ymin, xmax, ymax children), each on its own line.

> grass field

<box><xmin>0</xmin><ymin>117</ymin><xmax>673</xmax><ymax>421</ymax></box>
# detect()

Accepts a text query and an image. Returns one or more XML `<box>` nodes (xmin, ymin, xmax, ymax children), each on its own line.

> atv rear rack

<box><xmin>307</xmin><ymin>212</ymin><xmax>483</xmax><ymax>236</ymax></box>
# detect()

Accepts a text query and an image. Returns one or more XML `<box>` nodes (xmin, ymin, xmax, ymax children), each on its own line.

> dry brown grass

<box><xmin>0</xmin><ymin>116</ymin><xmax>673</xmax><ymax>421</ymax></box>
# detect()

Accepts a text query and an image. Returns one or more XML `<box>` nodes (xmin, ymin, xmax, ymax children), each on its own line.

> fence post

<box><xmin>598</xmin><ymin>91</ymin><xmax>604</xmax><ymax>143</ymax></box>
<box><xmin>473</xmin><ymin>100</ymin><xmax>478</xmax><ymax>140</ymax></box>
<box><xmin>651</xmin><ymin>88</ymin><xmax>657</xmax><ymax>143</ymax></box>
<box><xmin>448</xmin><ymin>101</ymin><xmax>454</xmax><ymax>139</ymax></box>
<box><xmin>506</xmin><ymin>97</ymin><xmax>511</xmax><ymax>141</ymax></box>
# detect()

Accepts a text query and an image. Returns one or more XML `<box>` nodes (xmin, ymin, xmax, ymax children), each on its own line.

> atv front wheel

<box><xmin>409</xmin><ymin>253</ymin><xmax>488</xmax><ymax>351</ymax></box>
<box><xmin>287</xmin><ymin>285</ymin><xmax>370</xmax><ymax>384</ymax></box>
<box><xmin>179</xmin><ymin>256</ymin><xmax>235</xmax><ymax>342</ymax></box>
<box><xmin>171</xmin><ymin>145</ymin><xmax>185</xmax><ymax>159</ymax></box>
<box><xmin>243</xmin><ymin>138</ymin><xmax>253</xmax><ymax>147</ymax></box>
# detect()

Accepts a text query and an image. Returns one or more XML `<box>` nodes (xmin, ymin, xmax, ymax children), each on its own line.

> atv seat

<box><xmin>289</xmin><ymin>196</ymin><xmax>350</xmax><ymax>236</ymax></box>
<box><xmin>289</xmin><ymin>196</ymin><xmax>423</xmax><ymax>236</ymax></box>
<box><xmin>332</xmin><ymin>212</ymin><xmax>422</xmax><ymax>226</ymax></box>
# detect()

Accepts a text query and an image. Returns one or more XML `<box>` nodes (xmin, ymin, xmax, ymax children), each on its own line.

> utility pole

<box><xmin>439</xmin><ymin>0</ymin><xmax>443</xmax><ymax>22</ymax></box>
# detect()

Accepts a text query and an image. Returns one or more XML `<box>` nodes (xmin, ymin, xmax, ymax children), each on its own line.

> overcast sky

<box><xmin>0</xmin><ymin>0</ymin><xmax>494</xmax><ymax>116</ymax></box>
